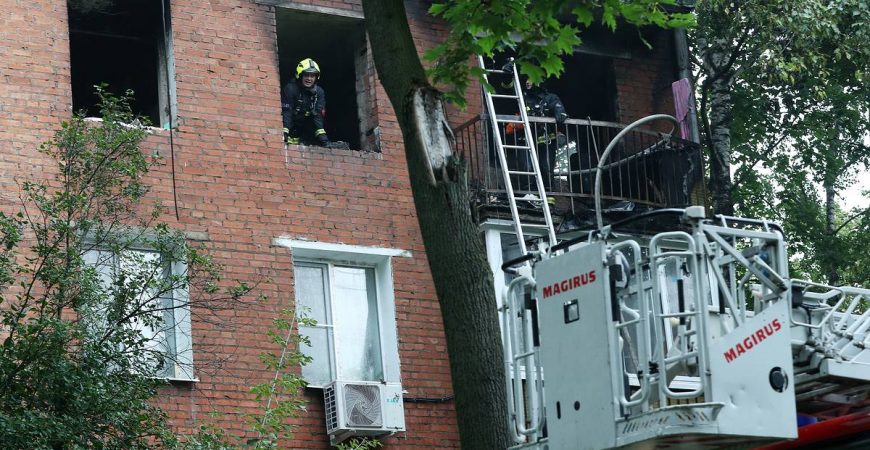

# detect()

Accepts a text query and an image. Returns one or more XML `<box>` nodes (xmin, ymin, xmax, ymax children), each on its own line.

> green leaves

<box><xmin>426</xmin><ymin>0</ymin><xmax>696</xmax><ymax>106</ymax></box>
<box><xmin>1</xmin><ymin>90</ymin><xmax>162</xmax><ymax>445</ymax></box>
<box><xmin>336</xmin><ymin>437</ymin><xmax>384</xmax><ymax>450</ymax></box>
<box><xmin>696</xmin><ymin>0</ymin><xmax>870</xmax><ymax>284</ymax></box>
<box><xmin>573</xmin><ymin>6</ymin><xmax>594</xmax><ymax>27</ymax></box>
<box><xmin>602</xmin><ymin>1</ymin><xmax>618</xmax><ymax>30</ymax></box>
<box><xmin>1</xmin><ymin>89</ymin><xmax>257</xmax><ymax>449</ymax></box>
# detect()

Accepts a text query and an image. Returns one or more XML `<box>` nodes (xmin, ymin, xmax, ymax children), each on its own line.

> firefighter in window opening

<box><xmin>282</xmin><ymin>58</ymin><xmax>331</xmax><ymax>146</ymax></box>
<box><xmin>506</xmin><ymin>78</ymin><xmax>569</xmax><ymax>192</ymax></box>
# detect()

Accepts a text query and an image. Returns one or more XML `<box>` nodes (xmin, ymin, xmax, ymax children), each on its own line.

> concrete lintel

<box><xmin>256</xmin><ymin>1</ymin><xmax>364</xmax><ymax>20</ymax></box>
<box><xmin>272</xmin><ymin>237</ymin><xmax>411</xmax><ymax>259</ymax></box>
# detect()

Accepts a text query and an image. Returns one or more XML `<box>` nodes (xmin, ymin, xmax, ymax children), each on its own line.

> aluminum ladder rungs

<box><xmin>478</xmin><ymin>54</ymin><xmax>557</xmax><ymax>257</ymax></box>
<box><xmin>519</xmin><ymin>223</ymin><xmax>550</xmax><ymax>229</ymax></box>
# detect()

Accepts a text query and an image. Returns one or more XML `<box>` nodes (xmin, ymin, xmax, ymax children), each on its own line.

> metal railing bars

<box><xmin>452</xmin><ymin>114</ymin><xmax>706</xmax><ymax>215</ymax></box>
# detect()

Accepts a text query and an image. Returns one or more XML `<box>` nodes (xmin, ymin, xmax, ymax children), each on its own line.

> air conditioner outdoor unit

<box><xmin>324</xmin><ymin>381</ymin><xmax>406</xmax><ymax>444</ymax></box>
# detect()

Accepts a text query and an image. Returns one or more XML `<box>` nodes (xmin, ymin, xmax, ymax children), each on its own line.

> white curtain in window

<box><xmin>332</xmin><ymin>266</ymin><xmax>383</xmax><ymax>382</ymax></box>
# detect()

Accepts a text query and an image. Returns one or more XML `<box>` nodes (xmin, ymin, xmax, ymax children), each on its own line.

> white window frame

<box><xmin>275</xmin><ymin>238</ymin><xmax>408</xmax><ymax>388</ymax></box>
<box><xmin>82</xmin><ymin>245</ymin><xmax>194</xmax><ymax>381</ymax></box>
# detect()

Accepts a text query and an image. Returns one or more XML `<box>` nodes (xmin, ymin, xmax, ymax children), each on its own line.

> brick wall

<box><xmin>163</xmin><ymin>0</ymin><xmax>459</xmax><ymax>447</ymax></box>
<box><xmin>1</xmin><ymin>0</ymin><xmax>458</xmax><ymax>448</ymax></box>
<box><xmin>0</xmin><ymin>1</ymin><xmax>682</xmax><ymax>448</ymax></box>
<box><xmin>613</xmin><ymin>28</ymin><xmax>679</xmax><ymax>129</ymax></box>
<box><xmin>0</xmin><ymin>1</ymin><xmax>71</xmax><ymax>206</ymax></box>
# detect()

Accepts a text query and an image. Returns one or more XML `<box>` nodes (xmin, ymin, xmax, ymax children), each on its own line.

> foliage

<box><xmin>693</xmin><ymin>0</ymin><xmax>870</xmax><ymax>283</ymax></box>
<box><xmin>427</xmin><ymin>0</ymin><xmax>694</xmax><ymax>105</ymax></box>
<box><xmin>244</xmin><ymin>310</ymin><xmax>313</xmax><ymax>449</ymax></box>
<box><xmin>0</xmin><ymin>88</ymin><xmax>251</xmax><ymax>449</ymax></box>
<box><xmin>176</xmin><ymin>309</ymin><xmax>313</xmax><ymax>450</ymax></box>
<box><xmin>335</xmin><ymin>437</ymin><xmax>383</xmax><ymax>450</ymax></box>
<box><xmin>694</xmin><ymin>0</ymin><xmax>870</xmax><ymax>103</ymax></box>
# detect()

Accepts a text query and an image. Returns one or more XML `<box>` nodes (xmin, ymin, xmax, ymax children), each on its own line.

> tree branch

<box><xmin>833</xmin><ymin>206</ymin><xmax>870</xmax><ymax>236</ymax></box>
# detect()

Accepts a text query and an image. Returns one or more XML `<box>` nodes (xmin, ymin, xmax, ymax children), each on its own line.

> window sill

<box><xmin>284</xmin><ymin>142</ymin><xmax>383</xmax><ymax>158</ymax></box>
<box><xmin>84</xmin><ymin>117</ymin><xmax>172</xmax><ymax>134</ymax></box>
<box><xmin>159</xmin><ymin>376</ymin><xmax>199</xmax><ymax>385</ymax></box>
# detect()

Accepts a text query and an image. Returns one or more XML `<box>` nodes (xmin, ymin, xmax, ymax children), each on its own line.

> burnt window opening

<box><xmin>276</xmin><ymin>9</ymin><xmax>376</xmax><ymax>151</ymax></box>
<box><xmin>67</xmin><ymin>0</ymin><xmax>176</xmax><ymax>128</ymax></box>
<box><xmin>547</xmin><ymin>53</ymin><xmax>618</xmax><ymax>123</ymax></box>
<box><xmin>490</xmin><ymin>50</ymin><xmax>618</xmax><ymax>123</ymax></box>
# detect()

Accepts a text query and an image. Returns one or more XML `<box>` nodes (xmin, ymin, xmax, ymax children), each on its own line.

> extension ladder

<box><xmin>479</xmin><ymin>56</ymin><xmax>558</xmax><ymax>447</ymax></box>
<box><xmin>477</xmin><ymin>56</ymin><xmax>557</xmax><ymax>256</ymax></box>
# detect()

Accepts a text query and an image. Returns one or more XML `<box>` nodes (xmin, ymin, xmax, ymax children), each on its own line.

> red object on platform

<box><xmin>756</xmin><ymin>412</ymin><xmax>870</xmax><ymax>449</ymax></box>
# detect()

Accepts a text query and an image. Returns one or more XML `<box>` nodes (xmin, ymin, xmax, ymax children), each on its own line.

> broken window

<box><xmin>276</xmin><ymin>8</ymin><xmax>377</xmax><ymax>151</ymax></box>
<box><xmin>67</xmin><ymin>0</ymin><xmax>176</xmax><ymax>128</ymax></box>
<box><xmin>547</xmin><ymin>52</ymin><xmax>618</xmax><ymax>122</ymax></box>
<box><xmin>490</xmin><ymin>50</ymin><xmax>618</xmax><ymax>123</ymax></box>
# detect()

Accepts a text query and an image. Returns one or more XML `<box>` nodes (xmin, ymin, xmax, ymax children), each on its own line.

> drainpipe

<box><xmin>673</xmin><ymin>28</ymin><xmax>700</xmax><ymax>143</ymax></box>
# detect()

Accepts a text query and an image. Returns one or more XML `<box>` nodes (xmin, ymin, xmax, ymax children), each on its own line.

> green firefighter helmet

<box><xmin>296</xmin><ymin>58</ymin><xmax>321</xmax><ymax>79</ymax></box>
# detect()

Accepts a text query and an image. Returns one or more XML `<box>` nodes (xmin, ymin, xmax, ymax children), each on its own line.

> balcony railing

<box><xmin>454</xmin><ymin>114</ymin><xmax>707</xmax><ymax>222</ymax></box>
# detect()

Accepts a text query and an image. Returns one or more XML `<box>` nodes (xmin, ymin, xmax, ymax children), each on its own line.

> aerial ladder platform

<box><xmin>479</xmin><ymin>58</ymin><xmax>870</xmax><ymax>450</ymax></box>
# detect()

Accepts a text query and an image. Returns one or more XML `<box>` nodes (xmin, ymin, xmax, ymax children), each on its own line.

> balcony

<box><xmin>454</xmin><ymin>115</ymin><xmax>707</xmax><ymax>228</ymax></box>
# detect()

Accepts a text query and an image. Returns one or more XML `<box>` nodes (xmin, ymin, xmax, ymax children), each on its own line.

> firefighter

<box><xmin>282</xmin><ymin>58</ymin><xmax>330</xmax><ymax>146</ymax></box>
<box><xmin>506</xmin><ymin>79</ymin><xmax>569</xmax><ymax>191</ymax></box>
<box><xmin>525</xmin><ymin>80</ymin><xmax>568</xmax><ymax>191</ymax></box>
<box><xmin>524</xmin><ymin>79</ymin><xmax>568</xmax><ymax>127</ymax></box>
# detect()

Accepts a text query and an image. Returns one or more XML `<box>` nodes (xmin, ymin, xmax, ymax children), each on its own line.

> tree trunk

<box><xmin>706</xmin><ymin>56</ymin><xmax>735</xmax><ymax>215</ymax></box>
<box><xmin>824</xmin><ymin>183</ymin><xmax>840</xmax><ymax>285</ymax></box>
<box><xmin>362</xmin><ymin>1</ymin><xmax>511</xmax><ymax>448</ymax></box>
<box><xmin>696</xmin><ymin>28</ymin><xmax>736</xmax><ymax>217</ymax></box>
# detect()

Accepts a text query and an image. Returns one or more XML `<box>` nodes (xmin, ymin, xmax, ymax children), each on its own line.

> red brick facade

<box><xmin>613</xmin><ymin>28</ymin><xmax>679</xmax><ymax>129</ymax></box>
<box><xmin>0</xmin><ymin>1</ymin><xmax>681</xmax><ymax>448</ymax></box>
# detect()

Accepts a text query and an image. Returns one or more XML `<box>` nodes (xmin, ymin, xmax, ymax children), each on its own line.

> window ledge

<box><xmin>255</xmin><ymin>1</ymin><xmax>364</xmax><ymax>20</ymax></box>
<box><xmin>161</xmin><ymin>376</ymin><xmax>199</xmax><ymax>384</ymax></box>
<box><xmin>286</xmin><ymin>143</ymin><xmax>383</xmax><ymax>159</ymax></box>
<box><xmin>84</xmin><ymin>117</ymin><xmax>171</xmax><ymax>134</ymax></box>
<box><xmin>273</xmin><ymin>238</ymin><xmax>411</xmax><ymax>262</ymax></box>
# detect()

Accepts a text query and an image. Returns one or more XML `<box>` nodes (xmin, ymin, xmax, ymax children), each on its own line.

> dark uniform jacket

<box><xmin>525</xmin><ymin>86</ymin><xmax>567</xmax><ymax>124</ymax></box>
<box><xmin>282</xmin><ymin>81</ymin><xmax>328</xmax><ymax>145</ymax></box>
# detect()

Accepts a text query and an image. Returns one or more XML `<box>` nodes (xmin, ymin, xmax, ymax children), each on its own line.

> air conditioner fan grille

<box><xmin>343</xmin><ymin>383</ymin><xmax>383</xmax><ymax>427</ymax></box>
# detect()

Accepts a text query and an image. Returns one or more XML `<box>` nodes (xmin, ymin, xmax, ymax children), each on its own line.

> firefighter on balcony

<box><xmin>282</xmin><ymin>58</ymin><xmax>329</xmax><ymax>146</ymax></box>
<box><xmin>506</xmin><ymin>79</ymin><xmax>568</xmax><ymax>191</ymax></box>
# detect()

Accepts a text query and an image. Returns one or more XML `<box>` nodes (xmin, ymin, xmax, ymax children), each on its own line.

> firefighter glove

<box><xmin>556</xmin><ymin>113</ymin><xmax>567</xmax><ymax>125</ymax></box>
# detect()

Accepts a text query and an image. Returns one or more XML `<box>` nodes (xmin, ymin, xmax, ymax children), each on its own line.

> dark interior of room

<box><xmin>276</xmin><ymin>9</ymin><xmax>367</xmax><ymax>149</ymax></box>
<box><xmin>67</xmin><ymin>0</ymin><xmax>165</xmax><ymax>124</ymax></box>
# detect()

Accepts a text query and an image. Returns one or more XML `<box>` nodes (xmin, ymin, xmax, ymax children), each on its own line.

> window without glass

<box><xmin>82</xmin><ymin>248</ymin><xmax>193</xmax><ymax>380</ymax></box>
<box><xmin>276</xmin><ymin>8</ymin><xmax>378</xmax><ymax>151</ymax></box>
<box><xmin>67</xmin><ymin>0</ymin><xmax>176</xmax><ymax>127</ymax></box>
<box><xmin>491</xmin><ymin>50</ymin><xmax>618</xmax><ymax>123</ymax></box>
<box><xmin>547</xmin><ymin>53</ymin><xmax>618</xmax><ymax>122</ymax></box>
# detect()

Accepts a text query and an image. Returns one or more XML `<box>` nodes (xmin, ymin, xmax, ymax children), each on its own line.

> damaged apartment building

<box><xmin>0</xmin><ymin>0</ymin><xmax>702</xmax><ymax>448</ymax></box>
